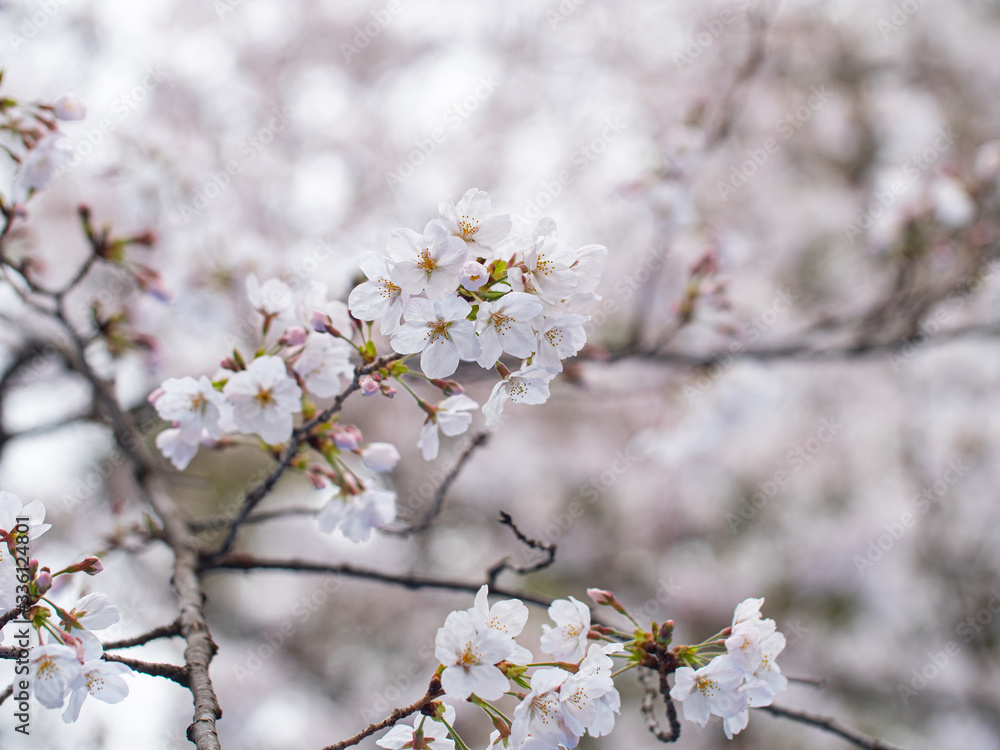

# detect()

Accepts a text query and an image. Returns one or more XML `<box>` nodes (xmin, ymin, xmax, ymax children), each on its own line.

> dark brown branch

<box><xmin>0</xmin><ymin>683</ymin><xmax>11</xmax><ymax>706</ymax></box>
<box><xmin>762</xmin><ymin>704</ymin><xmax>907</xmax><ymax>750</ymax></box>
<box><xmin>608</xmin><ymin>320</ymin><xmax>1000</xmax><ymax>367</ymax></box>
<box><xmin>321</xmin><ymin>677</ymin><xmax>443</xmax><ymax>750</ymax></box>
<box><xmin>487</xmin><ymin>511</ymin><xmax>557</xmax><ymax>588</ymax></box>
<box><xmin>101</xmin><ymin>652</ymin><xmax>190</xmax><ymax>688</ymax></box>
<box><xmin>103</xmin><ymin>619</ymin><xmax>182</xmax><ymax>650</ymax></box>
<box><xmin>640</xmin><ymin>666</ymin><xmax>681</xmax><ymax>743</ymax></box>
<box><xmin>0</xmin><ymin>608</ymin><xmax>21</xmax><ymax>631</ymax></box>
<box><xmin>201</xmin><ymin>553</ymin><xmax>554</xmax><ymax>609</ymax></box>
<box><xmin>386</xmin><ymin>431</ymin><xmax>491</xmax><ymax>536</ymax></box>
<box><xmin>209</xmin><ymin>354</ymin><xmax>403</xmax><ymax>559</ymax></box>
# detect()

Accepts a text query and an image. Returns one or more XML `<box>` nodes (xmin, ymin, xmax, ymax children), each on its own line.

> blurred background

<box><xmin>2</xmin><ymin>0</ymin><xmax>1000</xmax><ymax>747</ymax></box>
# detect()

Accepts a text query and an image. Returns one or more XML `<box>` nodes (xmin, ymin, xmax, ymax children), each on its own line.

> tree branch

<box><xmin>200</xmin><ymin>553</ymin><xmax>554</xmax><ymax>609</ymax></box>
<box><xmin>321</xmin><ymin>677</ymin><xmax>443</xmax><ymax>750</ymax></box>
<box><xmin>762</xmin><ymin>704</ymin><xmax>907</xmax><ymax>750</ymax></box>
<box><xmin>487</xmin><ymin>511</ymin><xmax>557</xmax><ymax>588</ymax></box>
<box><xmin>102</xmin><ymin>619</ymin><xmax>182</xmax><ymax>650</ymax></box>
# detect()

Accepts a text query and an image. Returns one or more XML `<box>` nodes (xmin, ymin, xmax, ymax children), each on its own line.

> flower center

<box><xmin>417</xmin><ymin>249</ymin><xmax>438</xmax><ymax>274</ymax></box>
<box><xmin>458</xmin><ymin>215</ymin><xmax>479</xmax><ymax>239</ymax></box>
<box><xmin>427</xmin><ymin>319</ymin><xmax>452</xmax><ymax>343</ymax></box>
<box><xmin>490</xmin><ymin>311</ymin><xmax>512</xmax><ymax>333</ymax></box>
<box><xmin>255</xmin><ymin>388</ymin><xmax>275</xmax><ymax>407</ymax></box>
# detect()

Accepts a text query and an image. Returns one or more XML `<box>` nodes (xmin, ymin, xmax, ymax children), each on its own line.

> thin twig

<box><xmin>103</xmin><ymin>619</ymin><xmax>182</xmax><ymax>650</ymax></box>
<box><xmin>201</xmin><ymin>553</ymin><xmax>554</xmax><ymax>609</ymax></box>
<box><xmin>486</xmin><ymin>511</ymin><xmax>557</xmax><ymax>588</ymax></box>
<box><xmin>762</xmin><ymin>704</ymin><xmax>907</xmax><ymax>750</ymax></box>
<box><xmin>321</xmin><ymin>677</ymin><xmax>443</xmax><ymax>750</ymax></box>
<box><xmin>101</xmin><ymin>652</ymin><xmax>190</xmax><ymax>688</ymax></box>
<box><xmin>385</xmin><ymin>431</ymin><xmax>491</xmax><ymax>536</ymax></box>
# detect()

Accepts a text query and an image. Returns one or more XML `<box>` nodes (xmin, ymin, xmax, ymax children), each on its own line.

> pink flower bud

<box><xmin>430</xmin><ymin>378</ymin><xmax>464</xmax><ymax>396</ymax></box>
<box><xmin>360</xmin><ymin>376</ymin><xmax>379</xmax><ymax>396</ymax></box>
<box><xmin>380</xmin><ymin>383</ymin><xmax>396</xmax><ymax>398</ymax></box>
<box><xmin>279</xmin><ymin>326</ymin><xmax>308</xmax><ymax>347</ymax></box>
<box><xmin>36</xmin><ymin>570</ymin><xmax>52</xmax><ymax>594</ymax></box>
<box><xmin>362</xmin><ymin>442</ymin><xmax>400</xmax><ymax>472</ymax></box>
<box><xmin>147</xmin><ymin>387</ymin><xmax>165</xmax><ymax>404</ymax></box>
<box><xmin>332</xmin><ymin>424</ymin><xmax>363</xmax><ymax>451</ymax></box>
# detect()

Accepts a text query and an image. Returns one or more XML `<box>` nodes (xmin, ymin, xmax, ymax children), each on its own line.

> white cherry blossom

<box><xmin>348</xmin><ymin>252</ymin><xmax>410</xmax><ymax>334</ymax></box>
<box><xmin>669</xmin><ymin>656</ymin><xmax>748</xmax><ymax>729</ymax></box>
<box><xmin>418</xmin><ymin>394</ymin><xmax>478</xmax><ymax>461</ymax></box>
<box><xmin>0</xmin><ymin>490</ymin><xmax>50</xmax><ymax>541</ymax></box>
<box><xmin>12</xmin><ymin>132</ymin><xmax>67</xmax><ymax>202</ymax></box>
<box><xmin>223</xmin><ymin>356</ymin><xmax>302</xmax><ymax>445</ymax></box>
<box><xmin>151</xmin><ymin>375</ymin><xmax>227</xmax><ymax>444</ymax></box>
<box><xmin>475</xmin><ymin>292</ymin><xmax>543</xmax><ymax>368</ymax></box>
<box><xmin>377</xmin><ymin>703</ymin><xmax>456</xmax><ymax>750</ymax></box>
<box><xmin>435</xmin><ymin>609</ymin><xmax>511</xmax><ymax>701</ymax></box>
<box><xmin>539</xmin><ymin>596</ymin><xmax>591</xmax><ymax>662</ymax></box>
<box><xmin>62</xmin><ymin>659</ymin><xmax>131</xmax><ymax>723</ymax></box>
<box><xmin>438</xmin><ymin>188</ymin><xmax>512</xmax><ymax>253</ymax></box>
<box><xmin>387</xmin><ymin>220</ymin><xmax>468</xmax><ymax>299</ymax></box>
<box><xmin>293</xmin><ymin>332</ymin><xmax>353</xmax><ymax>398</ymax></box>
<box><xmin>31</xmin><ymin>644</ymin><xmax>82</xmax><ymax>710</ymax></box>
<box><xmin>469</xmin><ymin>584</ymin><xmax>532</xmax><ymax>664</ymax></box>
<box><xmin>53</xmin><ymin>92</ymin><xmax>87</xmax><ymax>121</ymax></box>
<box><xmin>390</xmin><ymin>296</ymin><xmax>481</xmax><ymax>379</ymax></box>
<box><xmin>483</xmin><ymin>365</ymin><xmax>554</xmax><ymax>427</ymax></box>
<box><xmin>246</xmin><ymin>274</ymin><xmax>294</xmax><ymax>317</ymax></box>
<box><xmin>155</xmin><ymin>428</ymin><xmax>199</xmax><ymax>471</ymax></box>
<box><xmin>532</xmin><ymin>314</ymin><xmax>589</xmax><ymax>373</ymax></box>
<box><xmin>361</xmin><ymin>442</ymin><xmax>401</xmax><ymax>472</ymax></box>
<box><xmin>510</xmin><ymin>667</ymin><xmax>576</xmax><ymax>749</ymax></box>
<box><xmin>317</xmin><ymin>487</ymin><xmax>397</xmax><ymax>542</ymax></box>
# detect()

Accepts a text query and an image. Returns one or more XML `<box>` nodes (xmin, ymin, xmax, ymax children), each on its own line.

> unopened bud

<box><xmin>460</xmin><ymin>260</ymin><xmax>490</xmax><ymax>290</ymax></box>
<box><xmin>360</xmin><ymin>376</ymin><xmax>379</xmax><ymax>396</ymax></box>
<box><xmin>586</xmin><ymin>587</ymin><xmax>629</xmax><ymax>616</ymax></box>
<box><xmin>279</xmin><ymin>326</ymin><xmax>308</xmax><ymax>347</ymax></box>
<box><xmin>430</xmin><ymin>378</ymin><xmax>464</xmax><ymax>396</ymax></box>
<box><xmin>331</xmin><ymin>424</ymin><xmax>363</xmax><ymax>451</ymax></box>
<box><xmin>380</xmin><ymin>383</ymin><xmax>396</xmax><ymax>398</ymax></box>
<box><xmin>658</xmin><ymin>620</ymin><xmax>674</xmax><ymax>643</ymax></box>
<box><xmin>53</xmin><ymin>92</ymin><xmax>87</xmax><ymax>121</ymax></box>
<box><xmin>35</xmin><ymin>570</ymin><xmax>52</xmax><ymax>594</ymax></box>
<box><xmin>495</xmin><ymin>361</ymin><xmax>511</xmax><ymax>379</ymax></box>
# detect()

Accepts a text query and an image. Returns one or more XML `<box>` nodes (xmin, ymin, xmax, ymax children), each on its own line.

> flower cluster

<box><xmin>670</xmin><ymin>598</ymin><xmax>787</xmax><ymax>738</ymax></box>
<box><xmin>0</xmin><ymin>492</ymin><xmax>133</xmax><ymax>723</ymax></box>
<box><xmin>349</xmin><ymin>189</ymin><xmax>606</xmax><ymax>426</ymax></box>
<box><xmin>385</xmin><ymin>586</ymin><xmax>622</xmax><ymax>750</ymax></box>
<box><xmin>149</xmin><ymin>189</ymin><xmax>606</xmax><ymax>544</ymax></box>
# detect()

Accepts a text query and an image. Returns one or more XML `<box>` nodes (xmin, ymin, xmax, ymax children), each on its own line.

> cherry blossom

<box><xmin>223</xmin><ymin>356</ymin><xmax>303</xmax><ymax>445</ymax></box>
<box><xmin>475</xmin><ymin>292</ymin><xmax>543</xmax><ymax>369</ymax></box>
<box><xmin>483</xmin><ymin>365</ymin><xmax>554</xmax><ymax>427</ymax></box>
<box><xmin>292</xmin><ymin>332</ymin><xmax>353</xmax><ymax>398</ymax></box>
<box><xmin>510</xmin><ymin>667</ymin><xmax>577</xmax><ymax>749</ymax></box>
<box><xmin>12</xmin><ymin>132</ymin><xmax>67</xmax><ymax>202</ymax></box>
<box><xmin>469</xmin><ymin>584</ymin><xmax>532</xmax><ymax>664</ymax></box>
<box><xmin>390</xmin><ymin>296</ymin><xmax>481</xmax><ymax>379</ymax></box>
<box><xmin>246</xmin><ymin>274</ymin><xmax>294</xmax><ymax>317</ymax></box>
<box><xmin>151</xmin><ymin>375</ymin><xmax>228</xmax><ymax>444</ymax></box>
<box><xmin>387</xmin><ymin>220</ymin><xmax>468</xmax><ymax>299</ymax></box>
<box><xmin>520</xmin><ymin>233</ymin><xmax>578</xmax><ymax>303</ymax></box>
<box><xmin>435</xmin><ymin>609</ymin><xmax>511</xmax><ymax>701</ymax></box>
<box><xmin>155</xmin><ymin>428</ymin><xmax>200</xmax><ymax>471</ymax></box>
<box><xmin>348</xmin><ymin>252</ymin><xmax>410</xmax><ymax>335</ymax></box>
<box><xmin>53</xmin><ymin>92</ymin><xmax>87</xmax><ymax>121</ymax></box>
<box><xmin>417</xmin><ymin>394</ymin><xmax>478</xmax><ymax>461</ymax></box>
<box><xmin>31</xmin><ymin>644</ymin><xmax>83</xmax><ymax>710</ymax></box>
<box><xmin>361</xmin><ymin>442</ymin><xmax>401</xmax><ymax>472</ymax></box>
<box><xmin>317</xmin><ymin>487</ymin><xmax>396</xmax><ymax>542</ymax></box>
<box><xmin>377</xmin><ymin>703</ymin><xmax>457</xmax><ymax>750</ymax></box>
<box><xmin>540</xmin><ymin>596</ymin><xmax>591</xmax><ymax>662</ymax></box>
<box><xmin>669</xmin><ymin>656</ymin><xmax>748</xmax><ymax>732</ymax></box>
<box><xmin>460</xmin><ymin>259</ymin><xmax>490</xmax><ymax>290</ymax></box>
<box><xmin>560</xmin><ymin>644</ymin><xmax>621</xmax><ymax>738</ymax></box>
<box><xmin>532</xmin><ymin>313</ymin><xmax>589</xmax><ymax>373</ymax></box>
<box><xmin>0</xmin><ymin>490</ymin><xmax>50</xmax><ymax>541</ymax></box>
<box><xmin>62</xmin><ymin>659</ymin><xmax>131</xmax><ymax>723</ymax></box>
<box><xmin>438</xmin><ymin>188</ymin><xmax>512</xmax><ymax>254</ymax></box>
